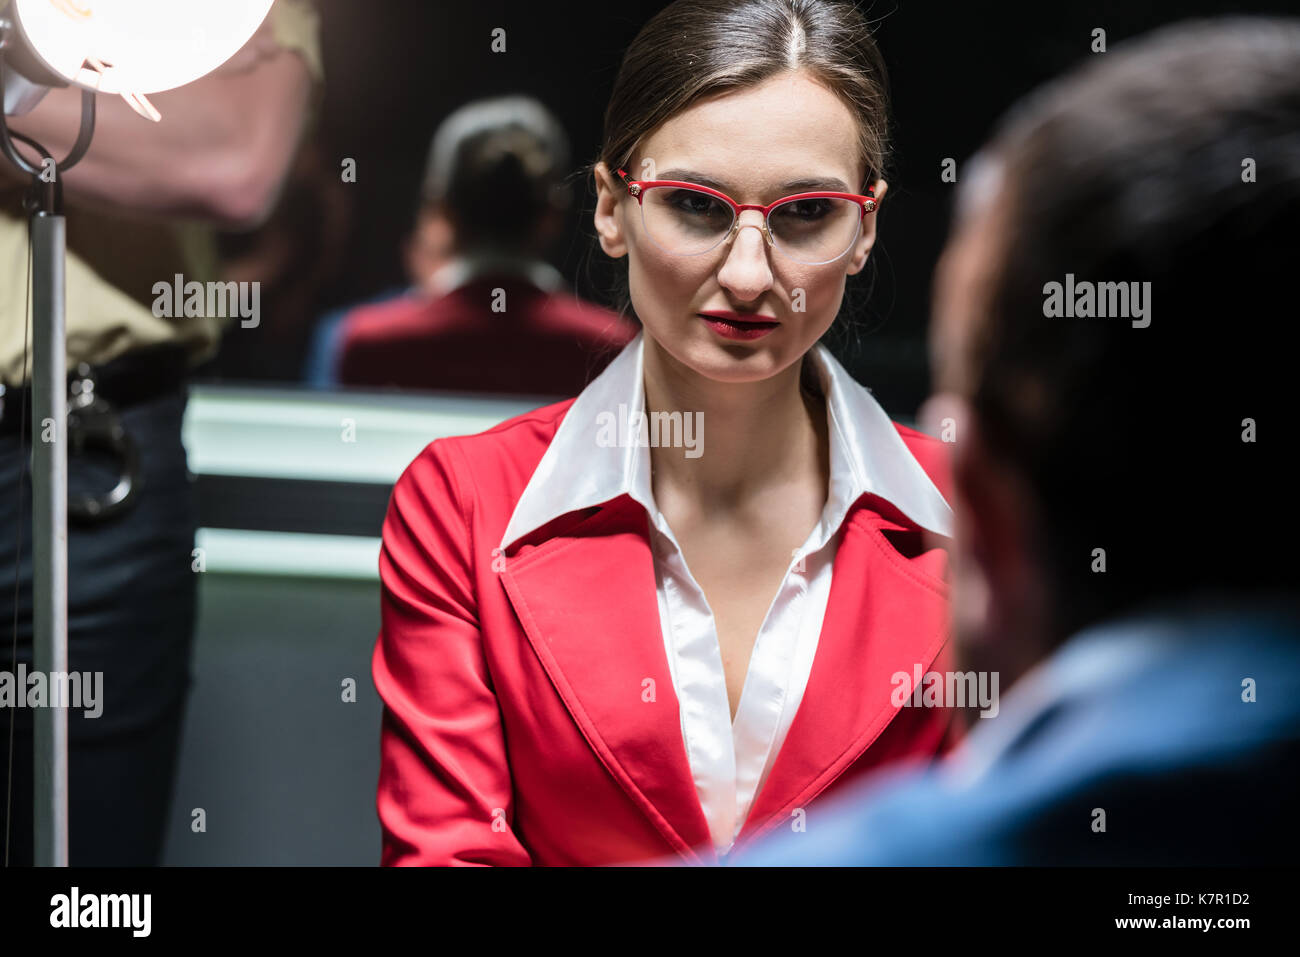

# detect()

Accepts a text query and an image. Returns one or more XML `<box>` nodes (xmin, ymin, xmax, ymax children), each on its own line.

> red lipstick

<box><xmin>698</xmin><ymin>310</ymin><xmax>780</xmax><ymax>341</ymax></box>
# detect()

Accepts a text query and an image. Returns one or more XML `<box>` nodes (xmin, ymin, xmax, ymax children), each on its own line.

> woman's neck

<box><xmin>642</xmin><ymin>336</ymin><xmax>829</xmax><ymax>513</ymax></box>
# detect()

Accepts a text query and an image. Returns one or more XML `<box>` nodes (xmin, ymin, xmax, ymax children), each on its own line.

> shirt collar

<box><xmin>499</xmin><ymin>331</ymin><xmax>953</xmax><ymax>552</ymax></box>
<box><xmin>427</xmin><ymin>251</ymin><xmax>565</xmax><ymax>297</ymax></box>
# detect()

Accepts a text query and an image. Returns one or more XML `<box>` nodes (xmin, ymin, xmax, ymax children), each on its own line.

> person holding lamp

<box><xmin>0</xmin><ymin>0</ymin><xmax>321</xmax><ymax>866</ymax></box>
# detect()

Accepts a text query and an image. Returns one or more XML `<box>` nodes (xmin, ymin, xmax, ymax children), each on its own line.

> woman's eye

<box><xmin>670</xmin><ymin>190</ymin><xmax>723</xmax><ymax>215</ymax></box>
<box><xmin>777</xmin><ymin>198</ymin><xmax>832</xmax><ymax>220</ymax></box>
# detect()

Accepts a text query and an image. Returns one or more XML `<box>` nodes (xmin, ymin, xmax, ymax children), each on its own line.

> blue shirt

<box><xmin>730</xmin><ymin>597</ymin><xmax>1300</xmax><ymax>866</ymax></box>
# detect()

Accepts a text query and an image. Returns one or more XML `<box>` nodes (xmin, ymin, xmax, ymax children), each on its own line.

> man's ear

<box><xmin>946</xmin><ymin>406</ymin><xmax>1050</xmax><ymax>682</ymax></box>
<box><xmin>592</xmin><ymin>162</ymin><xmax>629</xmax><ymax>259</ymax></box>
<box><xmin>404</xmin><ymin>203</ymin><xmax>454</xmax><ymax>288</ymax></box>
<box><xmin>846</xmin><ymin>178</ymin><xmax>888</xmax><ymax>276</ymax></box>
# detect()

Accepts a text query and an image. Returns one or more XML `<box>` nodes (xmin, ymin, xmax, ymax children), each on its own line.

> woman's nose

<box><xmin>717</xmin><ymin>212</ymin><xmax>774</xmax><ymax>299</ymax></box>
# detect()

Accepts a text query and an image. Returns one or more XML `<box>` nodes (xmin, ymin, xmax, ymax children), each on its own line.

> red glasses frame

<box><xmin>616</xmin><ymin>166</ymin><xmax>877</xmax><ymax>262</ymax></box>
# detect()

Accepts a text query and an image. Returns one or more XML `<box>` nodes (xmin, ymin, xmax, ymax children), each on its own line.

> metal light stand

<box><xmin>0</xmin><ymin>18</ymin><xmax>96</xmax><ymax>867</ymax></box>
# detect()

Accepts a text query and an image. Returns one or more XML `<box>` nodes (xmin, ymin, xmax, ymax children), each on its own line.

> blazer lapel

<box><xmin>498</xmin><ymin>495</ymin><xmax>716</xmax><ymax>861</ymax></box>
<box><xmin>738</xmin><ymin>505</ymin><xmax>952</xmax><ymax>844</ymax></box>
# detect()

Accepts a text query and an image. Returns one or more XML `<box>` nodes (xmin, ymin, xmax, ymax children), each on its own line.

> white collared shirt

<box><xmin>499</xmin><ymin>332</ymin><xmax>952</xmax><ymax>854</ymax></box>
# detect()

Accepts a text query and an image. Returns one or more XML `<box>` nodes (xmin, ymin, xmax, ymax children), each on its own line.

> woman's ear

<box><xmin>846</xmin><ymin>178</ymin><xmax>888</xmax><ymax>276</ymax></box>
<box><xmin>592</xmin><ymin>162</ymin><xmax>629</xmax><ymax>259</ymax></box>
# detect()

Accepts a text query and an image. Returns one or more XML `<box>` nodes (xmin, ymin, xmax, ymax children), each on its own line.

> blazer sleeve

<box><xmin>371</xmin><ymin>440</ymin><xmax>532</xmax><ymax>866</ymax></box>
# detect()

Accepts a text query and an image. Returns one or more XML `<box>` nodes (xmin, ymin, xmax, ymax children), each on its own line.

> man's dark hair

<box><xmin>963</xmin><ymin>18</ymin><xmax>1300</xmax><ymax>638</ymax></box>
<box><xmin>423</xmin><ymin>95</ymin><xmax>571</xmax><ymax>252</ymax></box>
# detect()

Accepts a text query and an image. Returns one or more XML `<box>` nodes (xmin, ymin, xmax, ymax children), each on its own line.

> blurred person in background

<box><xmin>334</xmin><ymin>94</ymin><xmax>636</xmax><ymax>396</ymax></box>
<box><xmin>733</xmin><ymin>17</ymin><xmax>1300</xmax><ymax>866</ymax></box>
<box><xmin>0</xmin><ymin>0</ymin><xmax>321</xmax><ymax>865</ymax></box>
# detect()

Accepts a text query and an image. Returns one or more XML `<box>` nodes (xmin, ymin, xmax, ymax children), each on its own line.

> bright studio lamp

<box><xmin>0</xmin><ymin>0</ymin><xmax>275</xmax><ymax>868</ymax></box>
<box><xmin>4</xmin><ymin>0</ymin><xmax>275</xmax><ymax>116</ymax></box>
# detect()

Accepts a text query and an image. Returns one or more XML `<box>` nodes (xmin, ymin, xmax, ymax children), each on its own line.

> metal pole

<box><xmin>2</xmin><ymin>25</ymin><xmax>95</xmax><ymax>870</ymax></box>
<box><xmin>30</xmin><ymin>211</ymin><xmax>68</xmax><ymax>867</ymax></box>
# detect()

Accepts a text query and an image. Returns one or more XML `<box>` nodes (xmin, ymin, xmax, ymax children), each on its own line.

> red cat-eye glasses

<box><xmin>616</xmin><ymin>166</ymin><xmax>878</xmax><ymax>265</ymax></box>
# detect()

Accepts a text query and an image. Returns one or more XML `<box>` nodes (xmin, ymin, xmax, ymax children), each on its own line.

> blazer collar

<box><xmin>500</xmin><ymin>330</ymin><xmax>953</xmax><ymax>553</ymax></box>
<box><xmin>499</xmin><ymin>497</ymin><xmax>952</xmax><ymax>862</ymax></box>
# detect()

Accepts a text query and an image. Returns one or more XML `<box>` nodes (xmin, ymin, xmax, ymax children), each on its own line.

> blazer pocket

<box><xmin>864</xmin><ymin>518</ymin><xmax>951</xmax><ymax>594</ymax></box>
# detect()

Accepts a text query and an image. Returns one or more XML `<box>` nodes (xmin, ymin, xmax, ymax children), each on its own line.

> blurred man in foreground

<box><xmin>733</xmin><ymin>17</ymin><xmax>1300</xmax><ymax>866</ymax></box>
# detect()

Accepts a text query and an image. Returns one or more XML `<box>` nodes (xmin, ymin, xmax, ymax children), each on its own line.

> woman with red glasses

<box><xmin>373</xmin><ymin>0</ymin><xmax>962</xmax><ymax>866</ymax></box>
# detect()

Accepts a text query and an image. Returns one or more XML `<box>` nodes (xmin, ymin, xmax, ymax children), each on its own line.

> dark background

<box><xmin>201</xmin><ymin>0</ymin><xmax>1300</xmax><ymax>415</ymax></box>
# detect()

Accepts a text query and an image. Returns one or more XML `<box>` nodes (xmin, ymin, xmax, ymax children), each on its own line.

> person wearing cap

<box><xmin>334</xmin><ymin>95</ymin><xmax>636</xmax><ymax>396</ymax></box>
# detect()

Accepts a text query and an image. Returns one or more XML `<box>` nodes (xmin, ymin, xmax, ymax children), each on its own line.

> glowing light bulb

<box><xmin>10</xmin><ymin>0</ymin><xmax>275</xmax><ymax>117</ymax></box>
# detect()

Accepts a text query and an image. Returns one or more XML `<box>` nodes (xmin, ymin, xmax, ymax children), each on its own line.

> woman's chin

<box><xmin>677</xmin><ymin>339</ymin><xmax>798</xmax><ymax>385</ymax></box>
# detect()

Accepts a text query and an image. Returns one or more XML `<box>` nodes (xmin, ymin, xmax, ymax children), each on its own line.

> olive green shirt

<box><xmin>0</xmin><ymin>0</ymin><xmax>323</xmax><ymax>386</ymax></box>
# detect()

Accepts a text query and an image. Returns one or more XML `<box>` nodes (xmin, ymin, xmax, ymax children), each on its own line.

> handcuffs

<box><xmin>66</xmin><ymin>361</ymin><xmax>141</xmax><ymax>523</ymax></box>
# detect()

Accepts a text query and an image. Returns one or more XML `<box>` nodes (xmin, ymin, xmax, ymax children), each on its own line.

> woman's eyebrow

<box><xmin>657</xmin><ymin>169</ymin><xmax>851</xmax><ymax>194</ymax></box>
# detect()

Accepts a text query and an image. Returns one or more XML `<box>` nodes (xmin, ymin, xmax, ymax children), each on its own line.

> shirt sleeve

<box><xmin>371</xmin><ymin>440</ymin><xmax>533</xmax><ymax>866</ymax></box>
<box><xmin>269</xmin><ymin>0</ymin><xmax>324</xmax><ymax>83</ymax></box>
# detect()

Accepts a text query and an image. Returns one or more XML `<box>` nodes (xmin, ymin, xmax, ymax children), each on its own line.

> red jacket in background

<box><xmin>337</xmin><ymin>275</ymin><xmax>636</xmax><ymax>396</ymax></box>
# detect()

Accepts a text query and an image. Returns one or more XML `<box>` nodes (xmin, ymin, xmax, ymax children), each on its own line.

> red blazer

<box><xmin>337</xmin><ymin>276</ymin><xmax>637</xmax><ymax>396</ymax></box>
<box><xmin>372</xmin><ymin>400</ymin><xmax>961</xmax><ymax>866</ymax></box>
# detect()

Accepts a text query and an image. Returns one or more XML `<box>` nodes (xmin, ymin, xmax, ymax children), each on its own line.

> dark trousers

<box><xmin>0</xmin><ymin>387</ymin><xmax>197</xmax><ymax>866</ymax></box>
